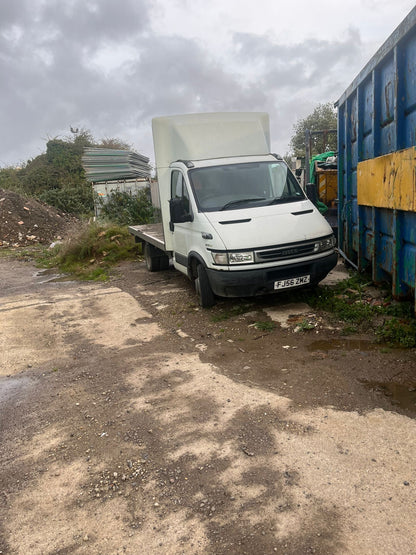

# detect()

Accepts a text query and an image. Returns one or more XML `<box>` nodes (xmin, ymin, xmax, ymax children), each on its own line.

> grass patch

<box><xmin>304</xmin><ymin>275</ymin><xmax>377</xmax><ymax>326</ymax></box>
<box><xmin>299</xmin><ymin>274</ymin><xmax>385</xmax><ymax>327</ymax></box>
<box><xmin>207</xmin><ymin>270</ymin><xmax>415</xmax><ymax>348</ymax></box>
<box><xmin>253</xmin><ymin>320</ymin><xmax>275</xmax><ymax>331</ymax></box>
<box><xmin>36</xmin><ymin>222</ymin><xmax>140</xmax><ymax>281</ymax></box>
<box><xmin>295</xmin><ymin>271</ymin><xmax>416</xmax><ymax>347</ymax></box>
<box><xmin>340</xmin><ymin>324</ymin><xmax>359</xmax><ymax>336</ymax></box>
<box><xmin>375</xmin><ymin>318</ymin><xmax>416</xmax><ymax>348</ymax></box>
<box><xmin>0</xmin><ymin>245</ymin><xmax>43</xmax><ymax>260</ymax></box>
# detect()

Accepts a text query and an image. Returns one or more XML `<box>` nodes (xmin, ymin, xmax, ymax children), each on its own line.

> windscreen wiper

<box><xmin>268</xmin><ymin>195</ymin><xmax>304</xmax><ymax>205</ymax></box>
<box><xmin>220</xmin><ymin>197</ymin><xmax>266</xmax><ymax>211</ymax></box>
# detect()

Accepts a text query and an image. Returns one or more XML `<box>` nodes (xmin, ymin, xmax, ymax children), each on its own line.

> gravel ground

<box><xmin>0</xmin><ymin>256</ymin><xmax>415</xmax><ymax>555</ymax></box>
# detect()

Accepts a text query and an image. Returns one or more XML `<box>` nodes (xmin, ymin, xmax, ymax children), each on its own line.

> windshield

<box><xmin>189</xmin><ymin>161</ymin><xmax>305</xmax><ymax>212</ymax></box>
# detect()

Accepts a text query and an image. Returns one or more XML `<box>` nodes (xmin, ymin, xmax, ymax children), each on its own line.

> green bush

<box><xmin>98</xmin><ymin>189</ymin><xmax>155</xmax><ymax>226</ymax></box>
<box><xmin>39</xmin><ymin>186</ymin><xmax>94</xmax><ymax>214</ymax></box>
<box><xmin>0</xmin><ymin>167</ymin><xmax>23</xmax><ymax>194</ymax></box>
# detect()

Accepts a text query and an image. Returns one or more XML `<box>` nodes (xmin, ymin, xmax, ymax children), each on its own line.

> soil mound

<box><xmin>0</xmin><ymin>189</ymin><xmax>78</xmax><ymax>247</ymax></box>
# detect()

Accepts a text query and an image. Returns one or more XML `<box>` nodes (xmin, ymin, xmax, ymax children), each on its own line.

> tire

<box><xmin>144</xmin><ymin>243</ymin><xmax>161</xmax><ymax>272</ymax></box>
<box><xmin>307</xmin><ymin>280</ymin><xmax>320</xmax><ymax>291</ymax></box>
<box><xmin>158</xmin><ymin>255</ymin><xmax>170</xmax><ymax>271</ymax></box>
<box><xmin>195</xmin><ymin>264</ymin><xmax>215</xmax><ymax>308</ymax></box>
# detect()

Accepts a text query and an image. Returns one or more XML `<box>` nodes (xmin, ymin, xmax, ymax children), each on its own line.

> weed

<box><xmin>79</xmin><ymin>267</ymin><xmax>109</xmax><ymax>281</ymax></box>
<box><xmin>211</xmin><ymin>303</ymin><xmax>253</xmax><ymax>322</ymax></box>
<box><xmin>303</xmin><ymin>275</ymin><xmax>380</xmax><ymax>327</ymax></box>
<box><xmin>383</xmin><ymin>300</ymin><xmax>414</xmax><ymax>318</ymax></box>
<box><xmin>0</xmin><ymin>248</ymin><xmax>17</xmax><ymax>259</ymax></box>
<box><xmin>295</xmin><ymin>319</ymin><xmax>315</xmax><ymax>332</ymax></box>
<box><xmin>0</xmin><ymin>245</ymin><xmax>42</xmax><ymax>260</ymax></box>
<box><xmin>211</xmin><ymin>314</ymin><xmax>228</xmax><ymax>323</ymax></box>
<box><xmin>341</xmin><ymin>325</ymin><xmax>359</xmax><ymax>336</ymax></box>
<box><xmin>375</xmin><ymin>318</ymin><xmax>416</xmax><ymax>348</ymax></box>
<box><xmin>253</xmin><ymin>321</ymin><xmax>275</xmax><ymax>331</ymax></box>
<box><xmin>294</xmin><ymin>270</ymin><xmax>416</xmax><ymax>347</ymax></box>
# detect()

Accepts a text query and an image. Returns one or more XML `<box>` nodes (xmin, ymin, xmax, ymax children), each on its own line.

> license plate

<box><xmin>274</xmin><ymin>275</ymin><xmax>310</xmax><ymax>290</ymax></box>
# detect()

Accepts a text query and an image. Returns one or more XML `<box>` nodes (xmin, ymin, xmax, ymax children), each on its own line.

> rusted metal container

<box><xmin>336</xmin><ymin>7</ymin><xmax>416</xmax><ymax>309</ymax></box>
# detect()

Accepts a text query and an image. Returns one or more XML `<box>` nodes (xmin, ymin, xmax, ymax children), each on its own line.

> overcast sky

<box><xmin>1</xmin><ymin>0</ymin><xmax>415</xmax><ymax>167</ymax></box>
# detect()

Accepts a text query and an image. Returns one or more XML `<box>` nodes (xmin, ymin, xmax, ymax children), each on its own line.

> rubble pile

<box><xmin>0</xmin><ymin>188</ymin><xmax>78</xmax><ymax>247</ymax></box>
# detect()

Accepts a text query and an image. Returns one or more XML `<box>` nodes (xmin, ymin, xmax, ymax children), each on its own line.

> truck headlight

<box><xmin>229</xmin><ymin>251</ymin><xmax>254</xmax><ymax>264</ymax></box>
<box><xmin>314</xmin><ymin>235</ymin><xmax>336</xmax><ymax>253</ymax></box>
<box><xmin>211</xmin><ymin>251</ymin><xmax>254</xmax><ymax>265</ymax></box>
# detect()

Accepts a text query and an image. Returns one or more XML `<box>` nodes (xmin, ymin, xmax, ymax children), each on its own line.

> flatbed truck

<box><xmin>129</xmin><ymin>112</ymin><xmax>337</xmax><ymax>307</ymax></box>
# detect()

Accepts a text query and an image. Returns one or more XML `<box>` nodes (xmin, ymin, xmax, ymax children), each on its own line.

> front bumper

<box><xmin>206</xmin><ymin>252</ymin><xmax>338</xmax><ymax>298</ymax></box>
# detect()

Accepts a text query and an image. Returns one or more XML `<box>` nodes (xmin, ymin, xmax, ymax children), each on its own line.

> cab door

<box><xmin>170</xmin><ymin>169</ymin><xmax>193</xmax><ymax>271</ymax></box>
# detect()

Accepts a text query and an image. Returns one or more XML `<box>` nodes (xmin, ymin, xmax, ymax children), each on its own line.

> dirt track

<box><xmin>1</xmin><ymin>256</ymin><xmax>416</xmax><ymax>554</ymax></box>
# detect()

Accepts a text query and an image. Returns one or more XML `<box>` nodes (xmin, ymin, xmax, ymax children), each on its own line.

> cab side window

<box><xmin>171</xmin><ymin>170</ymin><xmax>190</xmax><ymax>214</ymax></box>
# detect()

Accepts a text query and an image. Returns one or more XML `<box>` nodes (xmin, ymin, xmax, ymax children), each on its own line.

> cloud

<box><xmin>127</xmin><ymin>35</ymin><xmax>268</xmax><ymax>113</ymax></box>
<box><xmin>233</xmin><ymin>28</ymin><xmax>362</xmax><ymax>89</ymax></box>
<box><xmin>40</xmin><ymin>0</ymin><xmax>150</xmax><ymax>45</ymax></box>
<box><xmin>0</xmin><ymin>1</ymin><xmax>272</xmax><ymax>164</ymax></box>
<box><xmin>223</xmin><ymin>28</ymin><xmax>363</xmax><ymax>151</ymax></box>
<box><xmin>0</xmin><ymin>0</ymin><xmax>152</xmax><ymax>163</ymax></box>
<box><xmin>0</xmin><ymin>0</ymin><xmax>411</xmax><ymax>165</ymax></box>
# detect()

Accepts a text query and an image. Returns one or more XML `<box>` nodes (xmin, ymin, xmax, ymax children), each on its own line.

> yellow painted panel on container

<box><xmin>357</xmin><ymin>147</ymin><xmax>416</xmax><ymax>211</ymax></box>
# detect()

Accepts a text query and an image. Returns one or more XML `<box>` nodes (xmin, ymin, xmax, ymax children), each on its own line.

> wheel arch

<box><xmin>187</xmin><ymin>251</ymin><xmax>209</xmax><ymax>280</ymax></box>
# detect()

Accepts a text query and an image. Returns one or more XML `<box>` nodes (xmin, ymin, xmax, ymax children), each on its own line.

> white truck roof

<box><xmin>152</xmin><ymin>112</ymin><xmax>270</xmax><ymax>169</ymax></box>
<box><xmin>172</xmin><ymin>154</ymin><xmax>277</xmax><ymax>169</ymax></box>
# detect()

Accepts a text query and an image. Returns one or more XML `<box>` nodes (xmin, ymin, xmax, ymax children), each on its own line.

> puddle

<box><xmin>35</xmin><ymin>269</ymin><xmax>73</xmax><ymax>283</ymax></box>
<box><xmin>36</xmin><ymin>269</ymin><xmax>55</xmax><ymax>275</ymax></box>
<box><xmin>49</xmin><ymin>276</ymin><xmax>75</xmax><ymax>282</ymax></box>
<box><xmin>307</xmin><ymin>339</ymin><xmax>378</xmax><ymax>352</ymax></box>
<box><xmin>0</xmin><ymin>375</ymin><xmax>34</xmax><ymax>403</ymax></box>
<box><xmin>360</xmin><ymin>380</ymin><xmax>416</xmax><ymax>413</ymax></box>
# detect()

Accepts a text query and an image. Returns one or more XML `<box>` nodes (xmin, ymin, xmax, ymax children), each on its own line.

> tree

<box><xmin>290</xmin><ymin>102</ymin><xmax>337</xmax><ymax>158</ymax></box>
<box><xmin>99</xmin><ymin>137</ymin><xmax>131</xmax><ymax>150</ymax></box>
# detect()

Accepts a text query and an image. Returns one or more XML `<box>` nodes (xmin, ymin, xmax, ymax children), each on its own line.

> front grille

<box><xmin>255</xmin><ymin>240</ymin><xmax>317</xmax><ymax>263</ymax></box>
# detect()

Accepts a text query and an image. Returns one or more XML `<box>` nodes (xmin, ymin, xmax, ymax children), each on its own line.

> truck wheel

<box><xmin>158</xmin><ymin>255</ymin><xmax>170</xmax><ymax>271</ymax></box>
<box><xmin>144</xmin><ymin>243</ymin><xmax>160</xmax><ymax>272</ymax></box>
<box><xmin>195</xmin><ymin>264</ymin><xmax>215</xmax><ymax>308</ymax></box>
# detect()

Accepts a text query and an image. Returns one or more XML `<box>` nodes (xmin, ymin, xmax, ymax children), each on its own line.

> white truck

<box><xmin>129</xmin><ymin>112</ymin><xmax>337</xmax><ymax>307</ymax></box>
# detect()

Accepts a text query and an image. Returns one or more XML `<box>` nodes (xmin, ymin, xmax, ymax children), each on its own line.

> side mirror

<box><xmin>169</xmin><ymin>197</ymin><xmax>193</xmax><ymax>224</ymax></box>
<box><xmin>305</xmin><ymin>182</ymin><xmax>319</xmax><ymax>206</ymax></box>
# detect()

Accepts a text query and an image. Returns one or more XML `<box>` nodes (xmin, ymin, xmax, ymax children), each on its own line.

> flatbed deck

<box><xmin>128</xmin><ymin>223</ymin><xmax>166</xmax><ymax>251</ymax></box>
